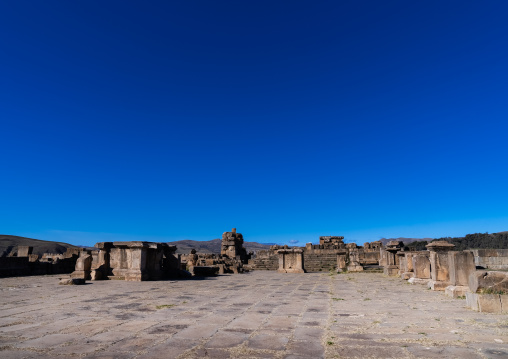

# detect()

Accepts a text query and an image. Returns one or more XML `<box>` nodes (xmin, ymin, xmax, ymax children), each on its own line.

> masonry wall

<box><xmin>469</xmin><ymin>249</ymin><xmax>508</xmax><ymax>270</ymax></box>
<box><xmin>248</xmin><ymin>250</ymin><xmax>278</xmax><ymax>270</ymax></box>
<box><xmin>303</xmin><ymin>252</ymin><xmax>337</xmax><ymax>272</ymax></box>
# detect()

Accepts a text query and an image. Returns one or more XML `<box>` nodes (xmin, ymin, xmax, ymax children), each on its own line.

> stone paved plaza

<box><xmin>1</xmin><ymin>271</ymin><xmax>507</xmax><ymax>359</ymax></box>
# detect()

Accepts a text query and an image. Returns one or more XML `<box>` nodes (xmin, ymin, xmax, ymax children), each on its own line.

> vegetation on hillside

<box><xmin>405</xmin><ymin>232</ymin><xmax>508</xmax><ymax>251</ymax></box>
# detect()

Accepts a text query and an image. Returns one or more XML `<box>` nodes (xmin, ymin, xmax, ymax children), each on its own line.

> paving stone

<box><xmin>16</xmin><ymin>333</ymin><xmax>77</xmax><ymax>349</ymax></box>
<box><xmin>205</xmin><ymin>330</ymin><xmax>248</xmax><ymax>348</ymax></box>
<box><xmin>327</xmin><ymin>344</ymin><xmax>408</xmax><ymax>358</ymax></box>
<box><xmin>287</xmin><ymin>340</ymin><xmax>325</xmax><ymax>358</ymax></box>
<box><xmin>0</xmin><ymin>349</ymin><xmax>38</xmax><ymax>359</ymax></box>
<box><xmin>247</xmin><ymin>333</ymin><xmax>289</xmax><ymax>350</ymax></box>
<box><xmin>405</xmin><ymin>345</ymin><xmax>481</xmax><ymax>359</ymax></box>
<box><xmin>0</xmin><ymin>272</ymin><xmax>506</xmax><ymax>358</ymax></box>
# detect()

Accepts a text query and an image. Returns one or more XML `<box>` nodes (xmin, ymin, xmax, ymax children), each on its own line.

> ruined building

<box><xmin>249</xmin><ymin>236</ymin><xmax>383</xmax><ymax>272</ymax></box>
<box><xmin>70</xmin><ymin>242</ymin><xmax>180</xmax><ymax>281</ymax></box>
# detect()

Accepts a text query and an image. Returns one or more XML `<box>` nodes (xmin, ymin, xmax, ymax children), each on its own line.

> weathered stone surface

<box><xmin>408</xmin><ymin>277</ymin><xmax>430</xmax><ymax>285</ymax></box>
<box><xmin>469</xmin><ymin>270</ymin><xmax>508</xmax><ymax>293</ymax></box>
<box><xmin>466</xmin><ymin>291</ymin><xmax>508</xmax><ymax>313</ymax></box>
<box><xmin>449</xmin><ymin>251</ymin><xmax>476</xmax><ymax>286</ymax></box>
<box><xmin>2</xmin><ymin>271</ymin><xmax>507</xmax><ymax>357</ymax></box>
<box><xmin>412</xmin><ymin>254</ymin><xmax>430</xmax><ymax>279</ymax></box>
<box><xmin>444</xmin><ymin>285</ymin><xmax>468</xmax><ymax>298</ymax></box>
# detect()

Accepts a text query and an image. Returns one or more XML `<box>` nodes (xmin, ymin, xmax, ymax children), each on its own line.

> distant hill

<box><xmin>167</xmin><ymin>238</ymin><xmax>273</xmax><ymax>254</ymax></box>
<box><xmin>0</xmin><ymin>235</ymin><xmax>79</xmax><ymax>257</ymax></box>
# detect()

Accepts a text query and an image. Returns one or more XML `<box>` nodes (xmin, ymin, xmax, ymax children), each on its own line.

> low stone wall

<box><xmin>469</xmin><ymin>249</ymin><xmax>508</xmax><ymax>270</ymax></box>
<box><xmin>0</xmin><ymin>256</ymin><xmax>77</xmax><ymax>277</ymax></box>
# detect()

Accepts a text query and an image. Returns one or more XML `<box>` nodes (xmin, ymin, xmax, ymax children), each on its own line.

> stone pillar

<box><xmin>125</xmin><ymin>246</ymin><xmax>147</xmax><ymax>281</ymax></box>
<box><xmin>91</xmin><ymin>242</ymin><xmax>113</xmax><ymax>280</ymax></box>
<box><xmin>336</xmin><ymin>250</ymin><xmax>348</xmax><ymax>272</ymax></box>
<box><xmin>379</xmin><ymin>247</ymin><xmax>387</xmax><ymax>267</ymax></box>
<box><xmin>347</xmin><ymin>250</ymin><xmax>364</xmax><ymax>272</ymax></box>
<box><xmin>400</xmin><ymin>252</ymin><xmax>415</xmax><ymax>280</ymax></box>
<box><xmin>70</xmin><ymin>251</ymin><xmax>92</xmax><ymax>280</ymax></box>
<box><xmin>445</xmin><ymin>251</ymin><xmax>476</xmax><ymax>298</ymax></box>
<box><xmin>396</xmin><ymin>251</ymin><xmax>406</xmax><ymax>276</ymax></box>
<box><xmin>408</xmin><ymin>253</ymin><xmax>431</xmax><ymax>285</ymax></box>
<box><xmin>426</xmin><ymin>241</ymin><xmax>455</xmax><ymax>290</ymax></box>
<box><xmin>383</xmin><ymin>241</ymin><xmax>403</xmax><ymax>276</ymax></box>
<box><xmin>277</xmin><ymin>249</ymin><xmax>305</xmax><ymax>273</ymax></box>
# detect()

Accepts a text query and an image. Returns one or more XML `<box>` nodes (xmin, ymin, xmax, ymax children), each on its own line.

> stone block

<box><xmin>408</xmin><ymin>277</ymin><xmax>429</xmax><ymax>285</ymax></box>
<box><xmin>401</xmin><ymin>272</ymin><xmax>413</xmax><ymax>280</ymax></box>
<box><xmin>444</xmin><ymin>285</ymin><xmax>468</xmax><ymax>298</ymax></box>
<box><xmin>412</xmin><ymin>254</ymin><xmax>430</xmax><ymax>279</ymax></box>
<box><xmin>383</xmin><ymin>265</ymin><xmax>398</xmax><ymax>277</ymax></box>
<box><xmin>478</xmin><ymin>294</ymin><xmax>503</xmax><ymax>313</ymax></box>
<box><xmin>469</xmin><ymin>271</ymin><xmax>508</xmax><ymax>293</ymax></box>
<box><xmin>428</xmin><ymin>280</ymin><xmax>449</xmax><ymax>291</ymax></box>
<box><xmin>465</xmin><ymin>291</ymin><xmax>478</xmax><ymax>310</ymax></box>
<box><xmin>17</xmin><ymin>246</ymin><xmax>33</xmax><ymax>257</ymax></box>
<box><xmin>448</xmin><ymin>251</ymin><xmax>475</xmax><ymax>286</ymax></box>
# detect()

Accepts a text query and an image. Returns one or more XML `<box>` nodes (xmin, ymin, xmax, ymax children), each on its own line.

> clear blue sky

<box><xmin>1</xmin><ymin>1</ymin><xmax>507</xmax><ymax>247</ymax></box>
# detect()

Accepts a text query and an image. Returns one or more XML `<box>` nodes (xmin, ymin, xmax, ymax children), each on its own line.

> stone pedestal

<box><xmin>277</xmin><ymin>249</ymin><xmax>305</xmax><ymax>273</ymax></box>
<box><xmin>383</xmin><ymin>241</ymin><xmax>403</xmax><ymax>276</ymax></box>
<box><xmin>426</xmin><ymin>241</ymin><xmax>455</xmax><ymax>290</ymax></box>
<box><xmin>400</xmin><ymin>252</ymin><xmax>418</xmax><ymax>280</ymax></box>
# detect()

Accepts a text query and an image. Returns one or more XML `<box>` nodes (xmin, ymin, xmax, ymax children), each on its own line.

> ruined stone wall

<box><xmin>303</xmin><ymin>252</ymin><xmax>337</xmax><ymax>272</ymax></box>
<box><xmin>0</xmin><ymin>255</ymin><xmax>77</xmax><ymax>277</ymax></box>
<box><xmin>248</xmin><ymin>250</ymin><xmax>278</xmax><ymax>270</ymax></box>
<box><xmin>469</xmin><ymin>249</ymin><xmax>508</xmax><ymax>270</ymax></box>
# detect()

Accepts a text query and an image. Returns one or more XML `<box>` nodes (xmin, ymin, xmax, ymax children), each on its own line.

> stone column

<box><xmin>426</xmin><ymin>241</ymin><xmax>455</xmax><ymax>290</ymax></box>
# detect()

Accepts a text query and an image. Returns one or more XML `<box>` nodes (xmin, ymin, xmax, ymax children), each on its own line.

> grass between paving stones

<box><xmin>155</xmin><ymin>304</ymin><xmax>177</xmax><ymax>309</ymax></box>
